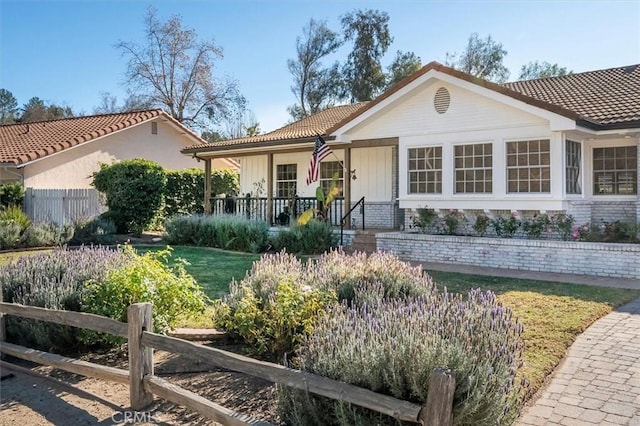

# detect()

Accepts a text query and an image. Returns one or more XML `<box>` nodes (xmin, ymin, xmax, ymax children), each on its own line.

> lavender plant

<box><xmin>1</xmin><ymin>247</ymin><xmax>133</xmax><ymax>352</ymax></box>
<box><xmin>282</xmin><ymin>288</ymin><xmax>526</xmax><ymax>426</ymax></box>
<box><xmin>215</xmin><ymin>251</ymin><xmax>436</xmax><ymax>358</ymax></box>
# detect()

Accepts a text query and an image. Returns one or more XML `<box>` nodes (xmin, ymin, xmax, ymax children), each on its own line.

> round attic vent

<box><xmin>434</xmin><ymin>87</ymin><xmax>450</xmax><ymax>114</ymax></box>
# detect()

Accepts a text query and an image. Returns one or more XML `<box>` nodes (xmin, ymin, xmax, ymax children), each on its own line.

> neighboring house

<box><xmin>182</xmin><ymin>62</ymin><xmax>640</xmax><ymax>229</ymax></box>
<box><xmin>0</xmin><ymin>109</ymin><xmax>238</xmax><ymax>188</ymax></box>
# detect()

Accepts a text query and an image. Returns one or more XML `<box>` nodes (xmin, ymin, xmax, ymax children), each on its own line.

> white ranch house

<box><xmin>183</xmin><ymin>62</ymin><xmax>640</xmax><ymax>230</ymax></box>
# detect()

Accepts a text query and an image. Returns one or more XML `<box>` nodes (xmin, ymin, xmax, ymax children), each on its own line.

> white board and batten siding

<box><xmin>239</xmin><ymin>147</ymin><xmax>392</xmax><ymax>202</ymax></box>
<box><xmin>24</xmin><ymin>188</ymin><xmax>106</xmax><ymax>226</ymax></box>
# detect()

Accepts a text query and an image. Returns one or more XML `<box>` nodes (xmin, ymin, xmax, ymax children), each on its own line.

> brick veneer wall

<box><xmin>351</xmin><ymin>201</ymin><xmax>398</xmax><ymax>229</ymax></box>
<box><xmin>377</xmin><ymin>232</ymin><xmax>640</xmax><ymax>279</ymax></box>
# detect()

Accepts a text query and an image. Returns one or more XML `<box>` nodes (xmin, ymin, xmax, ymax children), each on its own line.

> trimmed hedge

<box><xmin>164</xmin><ymin>168</ymin><xmax>239</xmax><ymax>218</ymax></box>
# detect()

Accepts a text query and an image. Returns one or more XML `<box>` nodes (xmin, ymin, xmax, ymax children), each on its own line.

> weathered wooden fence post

<box><xmin>418</xmin><ymin>368</ymin><xmax>456</xmax><ymax>426</ymax></box>
<box><xmin>0</xmin><ymin>285</ymin><xmax>5</xmax><ymax>360</ymax></box>
<box><xmin>128</xmin><ymin>302</ymin><xmax>154</xmax><ymax>409</ymax></box>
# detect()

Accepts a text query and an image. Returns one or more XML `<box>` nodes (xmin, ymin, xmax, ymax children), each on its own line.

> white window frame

<box><xmin>592</xmin><ymin>145</ymin><xmax>637</xmax><ymax>196</ymax></box>
<box><xmin>319</xmin><ymin>161</ymin><xmax>344</xmax><ymax>195</ymax></box>
<box><xmin>453</xmin><ymin>142</ymin><xmax>493</xmax><ymax>194</ymax></box>
<box><xmin>407</xmin><ymin>146</ymin><xmax>443</xmax><ymax>194</ymax></box>
<box><xmin>565</xmin><ymin>140</ymin><xmax>582</xmax><ymax>195</ymax></box>
<box><xmin>275</xmin><ymin>163</ymin><xmax>297</xmax><ymax>198</ymax></box>
<box><xmin>505</xmin><ymin>138</ymin><xmax>551</xmax><ymax>194</ymax></box>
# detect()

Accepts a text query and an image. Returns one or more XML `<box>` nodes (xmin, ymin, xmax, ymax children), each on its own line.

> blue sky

<box><xmin>1</xmin><ymin>0</ymin><xmax>639</xmax><ymax>133</ymax></box>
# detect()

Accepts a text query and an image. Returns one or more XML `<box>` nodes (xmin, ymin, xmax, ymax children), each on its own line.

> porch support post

<box><xmin>344</xmin><ymin>147</ymin><xmax>352</xmax><ymax>227</ymax></box>
<box><xmin>204</xmin><ymin>158</ymin><xmax>212</xmax><ymax>215</ymax></box>
<box><xmin>267</xmin><ymin>153</ymin><xmax>274</xmax><ymax>225</ymax></box>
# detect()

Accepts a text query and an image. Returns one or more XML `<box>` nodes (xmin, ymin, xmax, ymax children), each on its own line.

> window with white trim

<box><xmin>565</xmin><ymin>140</ymin><xmax>581</xmax><ymax>195</ymax></box>
<box><xmin>506</xmin><ymin>139</ymin><xmax>550</xmax><ymax>193</ymax></box>
<box><xmin>593</xmin><ymin>146</ymin><xmax>637</xmax><ymax>195</ymax></box>
<box><xmin>454</xmin><ymin>143</ymin><xmax>493</xmax><ymax>193</ymax></box>
<box><xmin>320</xmin><ymin>161</ymin><xmax>344</xmax><ymax>194</ymax></box>
<box><xmin>408</xmin><ymin>147</ymin><xmax>442</xmax><ymax>194</ymax></box>
<box><xmin>276</xmin><ymin>164</ymin><xmax>297</xmax><ymax>198</ymax></box>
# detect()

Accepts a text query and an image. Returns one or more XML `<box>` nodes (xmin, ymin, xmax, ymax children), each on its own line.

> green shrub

<box><xmin>92</xmin><ymin>159</ymin><xmax>166</xmax><ymax>234</ymax></box>
<box><xmin>214</xmin><ymin>278</ymin><xmax>336</xmax><ymax>359</ymax></box>
<box><xmin>71</xmin><ymin>216</ymin><xmax>117</xmax><ymax>245</ymax></box>
<box><xmin>22</xmin><ymin>223</ymin><xmax>74</xmax><ymax>247</ymax></box>
<box><xmin>473</xmin><ymin>213</ymin><xmax>490</xmax><ymax>236</ymax></box>
<box><xmin>491</xmin><ymin>215</ymin><xmax>520</xmax><ymax>238</ymax></box>
<box><xmin>522</xmin><ymin>213</ymin><xmax>551</xmax><ymax>239</ymax></box>
<box><xmin>1</xmin><ymin>247</ymin><xmax>132</xmax><ymax>352</ymax></box>
<box><xmin>0</xmin><ymin>205</ymin><xmax>30</xmax><ymax>233</ymax></box>
<box><xmin>411</xmin><ymin>207</ymin><xmax>437</xmax><ymax>233</ymax></box>
<box><xmin>215</xmin><ymin>251</ymin><xmax>435</xmax><ymax>358</ymax></box>
<box><xmin>0</xmin><ymin>182</ymin><xmax>25</xmax><ymax>208</ymax></box>
<box><xmin>165</xmin><ymin>214</ymin><xmax>269</xmax><ymax>253</ymax></box>
<box><xmin>82</xmin><ymin>246</ymin><xmax>209</xmax><ymax>343</ymax></box>
<box><xmin>163</xmin><ymin>168</ymin><xmax>240</xmax><ymax>219</ymax></box>
<box><xmin>281</xmin><ymin>289</ymin><xmax>526</xmax><ymax>426</ymax></box>
<box><xmin>442</xmin><ymin>209</ymin><xmax>465</xmax><ymax>235</ymax></box>
<box><xmin>0</xmin><ymin>221</ymin><xmax>21</xmax><ymax>249</ymax></box>
<box><xmin>550</xmin><ymin>213</ymin><xmax>574</xmax><ymax>241</ymax></box>
<box><xmin>270</xmin><ymin>220</ymin><xmax>337</xmax><ymax>254</ymax></box>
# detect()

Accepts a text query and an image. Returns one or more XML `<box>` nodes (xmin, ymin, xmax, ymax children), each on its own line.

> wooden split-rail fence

<box><xmin>0</xmin><ymin>301</ymin><xmax>456</xmax><ymax>426</ymax></box>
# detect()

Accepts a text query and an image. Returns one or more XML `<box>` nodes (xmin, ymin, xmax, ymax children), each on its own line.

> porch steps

<box><xmin>347</xmin><ymin>230</ymin><xmax>380</xmax><ymax>253</ymax></box>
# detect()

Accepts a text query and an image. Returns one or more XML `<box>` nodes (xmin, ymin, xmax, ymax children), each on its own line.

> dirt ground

<box><xmin>0</xmin><ymin>345</ymin><xmax>278</xmax><ymax>425</ymax></box>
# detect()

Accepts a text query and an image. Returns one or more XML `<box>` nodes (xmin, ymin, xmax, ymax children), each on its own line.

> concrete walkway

<box><xmin>517</xmin><ymin>297</ymin><xmax>640</xmax><ymax>426</ymax></box>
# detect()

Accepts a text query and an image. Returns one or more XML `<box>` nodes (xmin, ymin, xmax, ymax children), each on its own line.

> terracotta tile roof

<box><xmin>0</xmin><ymin>110</ymin><xmax>167</xmax><ymax>166</ymax></box>
<box><xmin>502</xmin><ymin>64</ymin><xmax>640</xmax><ymax>127</ymax></box>
<box><xmin>182</xmin><ymin>103</ymin><xmax>369</xmax><ymax>153</ymax></box>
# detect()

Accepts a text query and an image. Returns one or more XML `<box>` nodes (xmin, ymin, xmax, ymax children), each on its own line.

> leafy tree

<box><xmin>0</xmin><ymin>89</ymin><xmax>18</xmax><ymax>124</ymax></box>
<box><xmin>341</xmin><ymin>9</ymin><xmax>393</xmax><ymax>101</ymax></box>
<box><xmin>116</xmin><ymin>7</ymin><xmax>245</xmax><ymax>128</ymax></box>
<box><xmin>201</xmin><ymin>131</ymin><xmax>225</xmax><ymax>143</ymax></box>
<box><xmin>519</xmin><ymin>61</ymin><xmax>571</xmax><ymax>80</ymax></box>
<box><xmin>20</xmin><ymin>97</ymin><xmax>74</xmax><ymax>122</ymax></box>
<box><xmin>446</xmin><ymin>33</ymin><xmax>510</xmax><ymax>83</ymax></box>
<box><xmin>93</xmin><ymin>92</ymin><xmax>154</xmax><ymax>114</ymax></box>
<box><xmin>386</xmin><ymin>50</ymin><xmax>422</xmax><ymax>89</ymax></box>
<box><xmin>287</xmin><ymin>19</ymin><xmax>343</xmax><ymax>120</ymax></box>
<box><xmin>92</xmin><ymin>159</ymin><xmax>166</xmax><ymax>234</ymax></box>
<box><xmin>222</xmin><ymin>110</ymin><xmax>261</xmax><ymax>139</ymax></box>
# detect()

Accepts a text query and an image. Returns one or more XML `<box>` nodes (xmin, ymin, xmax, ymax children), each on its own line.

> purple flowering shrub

<box><xmin>1</xmin><ymin>247</ymin><xmax>133</xmax><ymax>352</ymax></box>
<box><xmin>214</xmin><ymin>251</ymin><xmax>435</xmax><ymax>358</ymax></box>
<box><xmin>282</xmin><ymin>288</ymin><xmax>526</xmax><ymax>425</ymax></box>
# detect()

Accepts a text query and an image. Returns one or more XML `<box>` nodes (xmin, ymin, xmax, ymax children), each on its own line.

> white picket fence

<box><xmin>24</xmin><ymin>188</ymin><xmax>107</xmax><ymax>225</ymax></box>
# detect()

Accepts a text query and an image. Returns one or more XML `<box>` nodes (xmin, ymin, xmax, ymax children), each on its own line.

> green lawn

<box><xmin>0</xmin><ymin>249</ymin><xmax>52</xmax><ymax>267</ymax></box>
<box><xmin>134</xmin><ymin>245</ymin><xmax>261</xmax><ymax>299</ymax></box>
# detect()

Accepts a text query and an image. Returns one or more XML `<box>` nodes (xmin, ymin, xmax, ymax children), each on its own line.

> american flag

<box><xmin>306</xmin><ymin>135</ymin><xmax>332</xmax><ymax>185</ymax></box>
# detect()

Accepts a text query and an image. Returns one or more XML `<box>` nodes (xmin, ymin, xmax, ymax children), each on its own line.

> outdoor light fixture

<box><xmin>351</xmin><ymin>169</ymin><xmax>357</xmax><ymax>180</ymax></box>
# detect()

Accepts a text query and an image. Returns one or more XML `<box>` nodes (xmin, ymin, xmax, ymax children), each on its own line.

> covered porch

<box><xmin>182</xmin><ymin>103</ymin><xmax>402</xmax><ymax>231</ymax></box>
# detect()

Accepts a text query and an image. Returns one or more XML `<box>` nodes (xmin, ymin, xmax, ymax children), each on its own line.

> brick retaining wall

<box><xmin>377</xmin><ymin>232</ymin><xmax>640</xmax><ymax>279</ymax></box>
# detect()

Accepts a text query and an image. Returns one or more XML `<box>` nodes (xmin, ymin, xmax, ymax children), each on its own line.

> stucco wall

<box><xmin>22</xmin><ymin>119</ymin><xmax>207</xmax><ymax>189</ymax></box>
<box><xmin>377</xmin><ymin>232</ymin><xmax>640</xmax><ymax>279</ymax></box>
